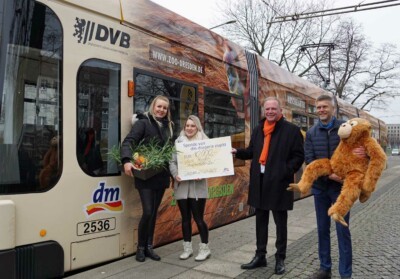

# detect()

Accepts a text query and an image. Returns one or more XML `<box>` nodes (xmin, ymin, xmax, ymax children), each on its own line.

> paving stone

<box><xmin>66</xmin><ymin>161</ymin><xmax>400</xmax><ymax>279</ymax></box>
<box><xmin>238</xmin><ymin>167</ymin><xmax>400</xmax><ymax>279</ymax></box>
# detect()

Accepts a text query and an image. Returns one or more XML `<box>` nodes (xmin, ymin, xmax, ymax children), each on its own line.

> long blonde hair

<box><xmin>179</xmin><ymin>115</ymin><xmax>208</xmax><ymax>140</ymax></box>
<box><xmin>147</xmin><ymin>95</ymin><xmax>173</xmax><ymax>136</ymax></box>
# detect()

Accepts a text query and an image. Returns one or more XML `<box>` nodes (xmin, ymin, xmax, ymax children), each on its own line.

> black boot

<box><xmin>136</xmin><ymin>246</ymin><xmax>145</xmax><ymax>262</ymax></box>
<box><xmin>240</xmin><ymin>255</ymin><xmax>267</xmax><ymax>269</ymax></box>
<box><xmin>145</xmin><ymin>245</ymin><xmax>161</xmax><ymax>261</ymax></box>
<box><xmin>275</xmin><ymin>259</ymin><xmax>285</xmax><ymax>275</ymax></box>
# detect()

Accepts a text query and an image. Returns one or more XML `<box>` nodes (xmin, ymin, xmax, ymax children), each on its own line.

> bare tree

<box><xmin>217</xmin><ymin>0</ymin><xmax>338</xmax><ymax>76</ymax></box>
<box><xmin>327</xmin><ymin>19</ymin><xmax>369</xmax><ymax>99</ymax></box>
<box><xmin>215</xmin><ymin>0</ymin><xmax>279</xmax><ymax>56</ymax></box>
<box><xmin>351</xmin><ymin>44</ymin><xmax>400</xmax><ymax>111</ymax></box>
<box><xmin>218</xmin><ymin>0</ymin><xmax>400</xmax><ymax>111</ymax></box>
<box><xmin>327</xmin><ymin>19</ymin><xmax>400</xmax><ymax>111</ymax></box>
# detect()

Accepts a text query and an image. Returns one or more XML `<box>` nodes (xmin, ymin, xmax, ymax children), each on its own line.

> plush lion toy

<box><xmin>288</xmin><ymin>118</ymin><xmax>386</xmax><ymax>226</ymax></box>
<box><xmin>39</xmin><ymin>135</ymin><xmax>62</xmax><ymax>188</ymax></box>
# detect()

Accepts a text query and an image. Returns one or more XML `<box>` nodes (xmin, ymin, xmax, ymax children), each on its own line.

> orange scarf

<box><xmin>259</xmin><ymin>116</ymin><xmax>282</xmax><ymax>165</ymax></box>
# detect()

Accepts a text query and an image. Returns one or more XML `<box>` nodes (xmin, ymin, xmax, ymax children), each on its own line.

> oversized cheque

<box><xmin>176</xmin><ymin>136</ymin><xmax>234</xmax><ymax>180</ymax></box>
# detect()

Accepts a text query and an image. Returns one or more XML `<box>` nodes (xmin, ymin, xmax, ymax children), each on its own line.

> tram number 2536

<box><xmin>77</xmin><ymin>218</ymin><xmax>116</xmax><ymax>236</ymax></box>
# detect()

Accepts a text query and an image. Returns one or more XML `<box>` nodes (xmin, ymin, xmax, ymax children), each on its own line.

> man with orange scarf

<box><xmin>232</xmin><ymin>97</ymin><xmax>304</xmax><ymax>275</ymax></box>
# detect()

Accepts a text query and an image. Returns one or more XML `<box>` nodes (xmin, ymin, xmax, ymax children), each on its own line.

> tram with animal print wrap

<box><xmin>0</xmin><ymin>0</ymin><xmax>387</xmax><ymax>277</ymax></box>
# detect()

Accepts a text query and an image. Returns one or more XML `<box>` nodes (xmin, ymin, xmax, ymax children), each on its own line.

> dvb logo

<box><xmin>73</xmin><ymin>17</ymin><xmax>130</xmax><ymax>48</ymax></box>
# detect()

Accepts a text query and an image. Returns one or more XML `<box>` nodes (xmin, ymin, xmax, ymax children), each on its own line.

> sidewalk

<box><xmin>239</xmin><ymin>164</ymin><xmax>400</xmax><ymax>279</ymax></box>
<box><xmin>66</xmin><ymin>163</ymin><xmax>400</xmax><ymax>279</ymax></box>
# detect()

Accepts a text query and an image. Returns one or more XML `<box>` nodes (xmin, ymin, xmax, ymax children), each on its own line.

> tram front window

<box><xmin>0</xmin><ymin>1</ymin><xmax>63</xmax><ymax>193</ymax></box>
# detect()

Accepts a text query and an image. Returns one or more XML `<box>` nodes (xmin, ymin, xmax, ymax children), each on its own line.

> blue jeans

<box><xmin>312</xmin><ymin>187</ymin><xmax>352</xmax><ymax>277</ymax></box>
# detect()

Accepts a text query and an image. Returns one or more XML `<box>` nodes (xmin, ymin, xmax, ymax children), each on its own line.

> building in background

<box><xmin>387</xmin><ymin>124</ymin><xmax>400</xmax><ymax>149</ymax></box>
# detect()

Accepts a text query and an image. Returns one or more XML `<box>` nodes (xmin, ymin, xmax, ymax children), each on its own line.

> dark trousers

<box><xmin>137</xmin><ymin>188</ymin><xmax>165</xmax><ymax>247</ymax></box>
<box><xmin>177</xmin><ymin>198</ymin><xmax>208</xmax><ymax>243</ymax></box>
<box><xmin>255</xmin><ymin>208</ymin><xmax>288</xmax><ymax>260</ymax></box>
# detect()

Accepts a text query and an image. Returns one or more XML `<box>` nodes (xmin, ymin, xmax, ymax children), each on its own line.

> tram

<box><xmin>0</xmin><ymin>0</ymin><xmax>387</xmax><ymax>277</ymax></box>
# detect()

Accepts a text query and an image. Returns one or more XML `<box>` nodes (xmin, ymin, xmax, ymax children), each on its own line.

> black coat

<box><xmin>121</xmin><ymin>114</ymin><xmax>172</xmax><ymax>190</ymax></box>
<box><xmin>236</xmin><ymin>117</ymin><xmax>304</xmax><ymax>210</ymax></box>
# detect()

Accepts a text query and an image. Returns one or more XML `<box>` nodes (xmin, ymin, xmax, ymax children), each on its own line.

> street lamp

<box><xmin>209</xmin><ymin>20</ymin><xmax>236</xmax><ymax>30</ymax></box>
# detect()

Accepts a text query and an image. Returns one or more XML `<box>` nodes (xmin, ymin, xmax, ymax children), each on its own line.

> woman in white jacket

<box><xmin>169</xmin><ymin>115</ymin><xmax>211</xmax><ymax>261</ymax></box>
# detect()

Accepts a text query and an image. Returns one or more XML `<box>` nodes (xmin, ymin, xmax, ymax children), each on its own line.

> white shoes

<box><xmin>179</xmin><ymin>241</ymin><xmax>193</xmax><ymax>260</ymax></box>
<box><xmin>195</xmin><ymin>243</ymin><xmax>211</xmax><ymax>261</ymax></box>
<box><xmin>180</xmin><ymin>242</ymin><xmax>211</xmax><ymax>261</ymax></box>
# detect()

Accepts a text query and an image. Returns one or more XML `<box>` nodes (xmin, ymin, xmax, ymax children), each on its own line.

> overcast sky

<box><xmin>151</xmin><ymin>0</ymin><xmax>400</xmax><ymax>124</ymax></box>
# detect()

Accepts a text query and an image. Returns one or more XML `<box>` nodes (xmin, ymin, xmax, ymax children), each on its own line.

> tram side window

<box><xmin>204</xmin><ymin>89</ymin><xmax>245</xmax><ymax>151</ymax></box>
<box><xmin>77</xmin><ymin>60</ymin><xmax>120</xmax><ymax>176</ymax></box>
<box><xmin>134</xmin><ymin>71</ymin><xmax>198</xmax><ymax>137</ymax></box>
<box><xmin>0</xmin><ymin>2</ymin><xmax>63</xmax><ymax>194</ymax></box>
<box><xmin>292</xmin><ymin>113</ymin><xmax>308</xmax><ymax>132</ymax></box>
<box><xmin>309</xmin><ymin>117</ymin><xmax>318</xmax><ymax>129</ymax></box>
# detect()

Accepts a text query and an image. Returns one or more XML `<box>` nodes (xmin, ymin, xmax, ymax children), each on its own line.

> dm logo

<box><xmin>85</xmin><ymin>182</ymin><xmax>124</xmax><ymax>217</ymax></box>
<box><xmin>73</xmin><ymin>17</ymin><xmax>130</xmax><ymax>48</ymax></box>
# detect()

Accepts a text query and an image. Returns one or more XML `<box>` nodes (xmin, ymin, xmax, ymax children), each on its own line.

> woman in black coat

<box><xmin>121</xmin><ymin>95</ymin><xmax>173</xmax><ymax>262</ymax></box>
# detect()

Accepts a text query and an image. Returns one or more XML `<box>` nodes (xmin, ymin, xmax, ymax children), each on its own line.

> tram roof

<box><xmin>59</xmin><ymin>0</ymin><xmax>329</xmax><ymax>96</ymax></box>
<box><xmin>60</xmin><ymin>0</ymin><xmax>122</xmax><ymax>20</ymax></box>
<box><xmin>59</xmin><ymin>0</ymin><xmax>386</xmax><ymax>126</ymax></box>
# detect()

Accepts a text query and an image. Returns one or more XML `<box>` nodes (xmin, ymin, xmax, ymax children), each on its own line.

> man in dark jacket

<box><xmin>305</xmin><ymin>95</ymin><xmax>351</xmax><ymax>279</ymax></box>
<box><xmin>232</xmin><ymin>97</ymin><xmax>304</xmax><ymax>275</ymax></box>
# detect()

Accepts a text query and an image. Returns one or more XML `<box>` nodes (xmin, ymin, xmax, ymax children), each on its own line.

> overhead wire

<box><xmin>270</xmin><ymin>0</ymin><xmax>400</xmax><ymax>117</ymax></box>
<box><xmin>269</xmin><ymin>0</ymin><xmax>400</xmax><ymax>24</ymax></box>
<box><xmin>261</xmin><ymin>0</ymin><xmax>343</xmax><ymax>89</ymax></box>
<box><xmin>261</xmin><ymin>0</ymin><xmax>399</xmax><ymax>89</ymax></box>
<box><xmin>260</xmin><ymin>0</ymin><xmax>333</xmax><ymax>52</ymax></box>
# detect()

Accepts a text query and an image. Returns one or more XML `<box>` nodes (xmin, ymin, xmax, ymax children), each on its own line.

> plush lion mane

<box><xmin>288</xmin><ymin>118</ymin><xmax>387</xmax><ymax>226</ymax></box>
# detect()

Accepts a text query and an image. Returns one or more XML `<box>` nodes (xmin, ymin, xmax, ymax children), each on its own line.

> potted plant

<box><xmin>108</xmin><ymin>139</ymin><xmax>175</xmax><ymax>180</ymax></box>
